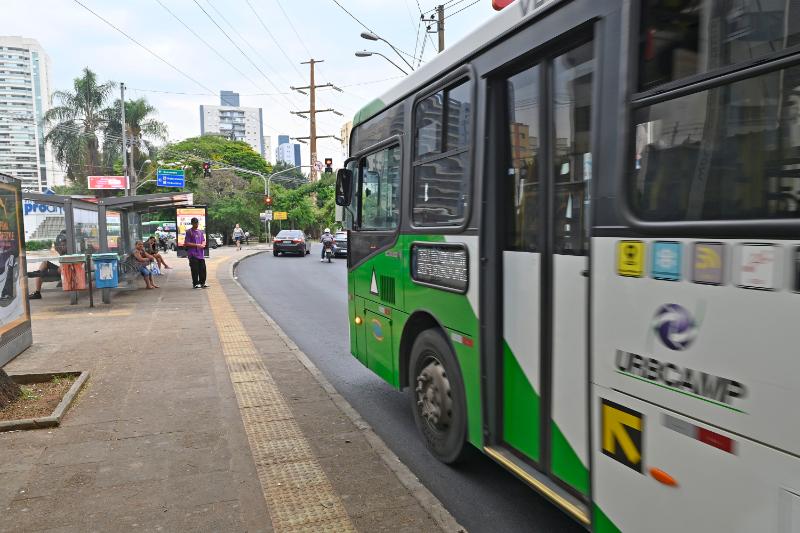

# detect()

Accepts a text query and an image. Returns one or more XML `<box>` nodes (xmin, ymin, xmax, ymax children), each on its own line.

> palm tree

<box><xmin>45</xmin><ymin>68</ymin><xmax>115</xmax><ymax>185</ymax></box>
<box><xmin>103</xmin><ymin>97</ymin><xmax>168</xmax><ymax>188</ymax></box>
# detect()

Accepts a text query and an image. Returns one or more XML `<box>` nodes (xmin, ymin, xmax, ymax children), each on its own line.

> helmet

<box><xmin>324</xmin><ymin>228</ymin><xmax>330</xmax><ymax>233</ymax></box>
<box><xmin>156</xmin><ymin>226</ymin><xmax>163</xmax><ymax>231</ymax></box>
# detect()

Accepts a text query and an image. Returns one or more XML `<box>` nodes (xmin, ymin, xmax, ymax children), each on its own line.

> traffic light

<box><xmin>202</xmin><ymin>162</ymin><xmax>211</xmax><ymax>177</ymax></box>
<box><xmin>264</xmin><ymin>195</ymin><xmax>273</xmax><ymax>206</ymax></box>
<box><xmin>324</xmin><ymin>158</ymin><xmax>333</xmax><ymax>173</ymax></box>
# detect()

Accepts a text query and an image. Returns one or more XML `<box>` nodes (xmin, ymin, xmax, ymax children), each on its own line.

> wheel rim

<box><xmin>415</xmin><ymin>352</ymin><xmax>453</xmax><ymax>434</ymax></box>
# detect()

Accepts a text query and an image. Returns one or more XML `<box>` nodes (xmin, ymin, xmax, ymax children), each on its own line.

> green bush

<box><xmin>25</xmin><ymin>240</ymin><xmax>53</xmax><ymax>251</ymax></box>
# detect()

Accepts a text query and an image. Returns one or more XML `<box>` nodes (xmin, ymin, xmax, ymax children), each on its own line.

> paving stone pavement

<box><xmin>0</xmin><ymin>247</ymin><xmax>455</xmax><ymax>532</ymax></box>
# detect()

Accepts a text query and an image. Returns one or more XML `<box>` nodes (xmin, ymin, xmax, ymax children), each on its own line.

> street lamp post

<box><xmin>359</xmin><ymin>31</ymin><xmax>415</xmax><ymax>72</ymax></box>
<box><xmin>262</xmin><ymin>166</ymin><xmax>302</xmax><ymax>242</ymax></box>
<box><xmin>211</xmin><ymin>164</ymin><xmax>303</xmax><ymax>242</ymax></box>
<box><xmin>355</xmin><ymin>50</ymin><xmax>408</xmax><ymax>75</ymax></box>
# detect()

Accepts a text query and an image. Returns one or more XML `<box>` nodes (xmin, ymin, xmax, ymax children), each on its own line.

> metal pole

<box><xmin>310</xmin><ymin>60</ymin><xmax>317</xmax><ymax>181</ymax></box>
<box><xmin>120</xmin><ymin>83</ymin><xmax>128</xmax><ymax>196</ymax></box>
<box><xmin>267</xmin><ymin>175</ymin><xmax>271</xmax><ymax>241</ymax></box>
<box><xmin>97</xmin><ymin>203</ymin><xmax>111</xmax><ymax>304</ymax></box>
<box><xmin>437</xmin><ymin>5</ymin><xmax>445</xmax><ymax>52</ymax></box>
<box><xmin>87</xmin><ymin>254</ymin><xmax>94</xmax><ymax>308</ymax></box>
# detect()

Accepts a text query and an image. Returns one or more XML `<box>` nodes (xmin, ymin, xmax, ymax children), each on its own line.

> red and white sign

<box><xmin>492</xmin><ymin>0</ymin><xmax>514</xmax><ymax>10</ymax></box>
<box><xmin>88</xmin><ymin>176</ymin><xmax>128</xmax><ymax>190</ymax></box>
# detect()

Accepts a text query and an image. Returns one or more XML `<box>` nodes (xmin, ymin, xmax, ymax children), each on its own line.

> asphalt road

<box><xmin>237</xmin><ymin>245</ymin><xmax>581</xmax><ymax>533</ymax></box>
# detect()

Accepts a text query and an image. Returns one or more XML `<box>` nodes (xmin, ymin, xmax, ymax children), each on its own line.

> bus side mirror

<box><xmin>336</xmin><ymin>168</ymin><xmax>353</xmax><ymax>207</ymax></box>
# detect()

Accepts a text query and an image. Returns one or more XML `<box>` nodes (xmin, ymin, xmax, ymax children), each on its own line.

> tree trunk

<box><xmin>0</xmin><ymin>369</ymin><xmax>20</xmax><ymax>409</ymax></box>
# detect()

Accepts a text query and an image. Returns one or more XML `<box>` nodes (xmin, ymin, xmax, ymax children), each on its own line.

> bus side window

<box><xmin>412</xmin><ymin>79</ymin><xmax>473</xmax><ymax>227</ymax></box>
<box><xmin>359</xmin><ymin>146</ymin><xmax>401</xmax><ymax>231</ymax></box>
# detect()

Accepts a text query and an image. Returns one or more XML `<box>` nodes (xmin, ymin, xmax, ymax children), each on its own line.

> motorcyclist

<box><xmin>320</xmin><ymin>228</ymin><xmax>335</xmax><ymax>262</ymax></box>
<box><xmin>155</xmin><ymin>226</ymin><xmax>168</xmax><ymax>251</ymax></box>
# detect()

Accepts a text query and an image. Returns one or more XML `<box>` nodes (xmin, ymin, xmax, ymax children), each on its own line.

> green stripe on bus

<box><xmin>353</xmin><ymin>98</ymin><xmax>386</xmax><ymax>126</ymax></box>
<box><xmin>594</xmin><ymin>504</ymin><xmax>622</xmax><ymax>533</ymax></box>
<box><xmin>503</xmin><ymin>340</ymin><xmax>540</xmax><ymax>461</ymax></box>
<box><xmin>550</xmin><ymin>421</ymin><xmax>589</xmax><ymax>496</ymax></box>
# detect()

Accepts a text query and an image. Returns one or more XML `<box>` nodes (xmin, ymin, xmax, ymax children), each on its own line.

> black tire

<box><xmin>408</xmin><ymin>328</ymin><xmax>468</xmax><ymax>464</ymax></box>
<box><xmin>273</xmin><ymin>251</ymin><xmax>279</xmax><ymax>257</ymax></box>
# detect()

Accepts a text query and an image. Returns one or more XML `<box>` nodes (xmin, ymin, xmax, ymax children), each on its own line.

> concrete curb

<box><xmin>0</xmin><ymin>370</ymin><xmax>89</xmax><ymax>432</ymax></box>
<box><xmin>229</xmin><ymin>252</ymin><xmax>466</xmax><ymax>533</ymax></box>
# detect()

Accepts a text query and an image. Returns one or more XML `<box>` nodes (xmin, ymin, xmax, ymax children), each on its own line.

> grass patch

<box><xmin>19</xmin><ymin>386</ymin><xmax>39</xmax><ymax>401</ymax></box>
<box><xmin>0</xmin><ymin>375</ymin><xmax>78</xmax><ymax>422</ymax></box>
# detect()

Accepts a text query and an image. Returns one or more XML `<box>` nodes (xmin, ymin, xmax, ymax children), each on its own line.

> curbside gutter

<box><xmin>230</xmin><ymin>251</ymin><xmax>466</xmax><ymax>533</ymax></box>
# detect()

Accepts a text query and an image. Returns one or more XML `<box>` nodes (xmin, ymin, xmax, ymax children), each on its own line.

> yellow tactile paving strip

<box><xmin>205</xmin><ymin>259</ymin><xmax>356</xmax><ymax>532</ymax></box>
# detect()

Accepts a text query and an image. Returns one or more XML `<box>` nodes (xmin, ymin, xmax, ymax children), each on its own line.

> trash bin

<box><xmin>59</xmin><ymin>254</ymin><xmax>87</xmax><ymax>291</ymax></box>
<box><xmin>92</xmin><ymin>253</ymin><xmax>119</xmax><ymax>289</ymax></box>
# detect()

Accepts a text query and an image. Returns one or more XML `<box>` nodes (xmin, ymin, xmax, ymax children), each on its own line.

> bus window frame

<box><xmin>618</xmin><ymin>0</ymin><xmax>800</xmax><ymax>238</ymax></box>
<box><xmin>352</xmin><ymin>135</ymin><xmax>404</xmax><ymax>234</ymax></box>
<box><xmin>408</xmin><ymin>64</ymin><xmax>478</xmax><ymax>234</ymax></box>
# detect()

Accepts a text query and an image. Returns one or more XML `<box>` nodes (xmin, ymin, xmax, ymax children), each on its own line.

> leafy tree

<box><xmin>45</xmin><ymin>68</ymin><xmax>115</xmax><ymax>185</ymax></box>
<box><xmin>167</xmin><ymin>135</ymin><xmax>271</xmax><ymax>175</ymax></box>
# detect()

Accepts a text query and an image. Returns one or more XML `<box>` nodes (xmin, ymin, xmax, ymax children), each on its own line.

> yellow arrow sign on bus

<box><xmin>601</xmin><ymin>399</ymin><xmax>644</xmax><ymax>472</ymax></box>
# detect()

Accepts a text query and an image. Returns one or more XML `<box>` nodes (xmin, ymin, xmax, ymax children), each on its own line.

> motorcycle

<box><xmin>323</xmin><ymin>241</ymin><xmax>335</xmax><ymax>263</ymax></box>
<box><xmin>158</xmin><ymin>236</ymin><xmax>169</xmax><ymax>252</ymax></box>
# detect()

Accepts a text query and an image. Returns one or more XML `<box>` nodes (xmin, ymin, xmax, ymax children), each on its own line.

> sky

<box><xmin>1</xmin><ymin>0</ymin><xmax>498</xmax><ymax>169</ymax></box>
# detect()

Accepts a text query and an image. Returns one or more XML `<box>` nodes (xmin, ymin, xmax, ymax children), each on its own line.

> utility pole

<box><xmin>437</xmin><ymin>5</ymin><xmax>445</xmax><ymax>53</ymax></box>
<box><xmin>291</xmin><ymin>59</ymin><xmax>344</xmax><ymax>182</ymax></box>
<box><xmin>120</xmin><ymin>82</ymin><xmax>128</xmax><ymax>196</ymax></box>
<box><xmin>308</xmin><ymin>59</ymin><xmax>318</xmax><ymax>182</ymax></box>
<box><xmin>424</xmin><ymin>5</ymin><xmax>446</xmax><ymax>53</ymax></box>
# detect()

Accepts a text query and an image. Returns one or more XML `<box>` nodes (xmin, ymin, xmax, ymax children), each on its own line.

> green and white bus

<box><xmin>335</xmin><ymin>0</ymin><xmax>800</xmax><ymax>530</ymax></box>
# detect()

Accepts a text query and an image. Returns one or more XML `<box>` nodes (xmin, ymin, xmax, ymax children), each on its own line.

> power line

<box><xmin>245</xmin><ymin>0</ymin><xmax>307</xmax><ymax>84</ymax></box>
<box><xmin>273</xmin><ymin>0</ymin><xmax>313</xmax><ymax>58</ymax></box>
<box><xmin>328</xmin><ymin>0</ymin><xmax>420</xmax><ymax>61</ymax></box>
<box><xmin>71</xmin><ymin>0</ymin><xmax>216</xmax><ymax>96</ymax></box>
<box><xmin>151</xmin><ymin>0</ymin><xmax>264</xmax><ymax>93</ymax></box>
<box><xmin>263</xmin><ymin>0</ymin><xmax>350</xmax><ymax>127</ymax></box>
<box><xmin>191</xmin><ymin>0</ymin><xmax>302</xmax><ymax>116</ymax></box>
<box><xmin>445</xmin><ymin>0</ymin><xmax>481</xmax><ymax>19</ymax></box>
<box><xmin>199</xmin><ymin>1</ymin><xmax>347</xmax><ymax>133</ymax></box>
<box><xmin>421</xmin><ymin>0</ymin><xmax>464</xmax><ymax>17</ymax></box>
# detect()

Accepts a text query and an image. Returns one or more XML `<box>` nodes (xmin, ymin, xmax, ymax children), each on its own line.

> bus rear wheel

<box><xmin>409</xmin><ymin>328</ymin><xmax>467</xmax><ymax>464</ymax></box>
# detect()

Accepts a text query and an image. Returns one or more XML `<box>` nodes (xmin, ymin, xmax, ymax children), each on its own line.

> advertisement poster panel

<box><xmin>0</xmin><ymin>175</ymin><xmax>31</xmax><ymax>366</ymax></box>
<box><xmin>88</xmin><ymin>176</ymin><xmax>128</xmax><ymax>190</ymax></box>
<box><xmin>176</xmin><ymin>207</ymin><xmax>209</xmax><ymax>258</ymax></box>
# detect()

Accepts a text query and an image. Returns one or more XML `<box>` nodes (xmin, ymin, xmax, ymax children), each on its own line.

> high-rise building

<box><xmin>276</xmin><ymin>142</ymin><xmax>301</xmax><ymax>167</ymax></box>
<box><xmin>277</xmin><ymin>134</ymin><xmax>290</xmax><ymax>146</ymax></box>
<box><xmin>200</xmin><ymin>91</ymin><xmax>265</xmax><ymax>157</ymax></box>
<box><xmin>276</xmin><ymin>143</ymin><xmax>295</xmax><ymax>166</ymax></box>
<box><xmin>263</xmin><ymin>136</ymin><xmax>272</xmax><ymax>164</ymax></box>
<box><xmin>220</xmin><ymin>90</ymin><xmax>239</xmax><ymax>107</ymax></box>
<box><xmin>0</xmin><ymin>36</ymin><xmax>57</xmax><ymax>191</ymax></box>
<box><xmin>340</xmin><ymin>121</ymin><xmax>352</xmax><ymax>158</ymax></box>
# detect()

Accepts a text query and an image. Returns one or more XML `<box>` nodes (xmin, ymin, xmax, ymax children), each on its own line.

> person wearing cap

<box><xmin>184</xmin><ymin>217</ymin><xmax>208</xmax><ymax>288</ymax></box>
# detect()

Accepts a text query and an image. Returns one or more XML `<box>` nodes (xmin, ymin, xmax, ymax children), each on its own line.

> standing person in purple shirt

<box><xmin>184</xmin><ymin>217</ymin><xmax>208</xmax><ymax>288</ymax></box>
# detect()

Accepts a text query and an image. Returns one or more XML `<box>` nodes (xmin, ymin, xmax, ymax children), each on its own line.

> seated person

<box><xmin>144</xmin><ymin>236</ymin><xmax>171</xmax><ymax>270</ymax></box>
<box><xmin>132</xmin><ymin>240</ymin><xmax>159</xmax><ymax>289</ymax></box>
<box><xmin>29</xmin><ymin>229</ymin><xmax>68</xmax><ymax>300</ymax></box>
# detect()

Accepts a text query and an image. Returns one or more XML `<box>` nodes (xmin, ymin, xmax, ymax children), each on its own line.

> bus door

<box><xmin>496</xmin><ymin>39</ymin><xmax>594</xmax><ymax>497</ymax></box>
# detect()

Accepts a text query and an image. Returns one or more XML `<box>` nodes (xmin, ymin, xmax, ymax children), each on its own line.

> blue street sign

<box><xmin>156</xmin><ymin>168</ymin><xmax>185</xmax><ymax>188</ymax></box>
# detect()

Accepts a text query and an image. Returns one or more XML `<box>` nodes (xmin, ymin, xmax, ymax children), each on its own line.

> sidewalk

<box><xmin>0</xmin><ymin>246</ymin><xmax>460</xmax><ymax>532</ymax></box>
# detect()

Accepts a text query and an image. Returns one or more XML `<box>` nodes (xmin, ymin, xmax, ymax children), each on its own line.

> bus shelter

<box><xmin>22</xmin><ymin>192</ymin><xmax>193</xmax><ymax>305</ymax></box>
